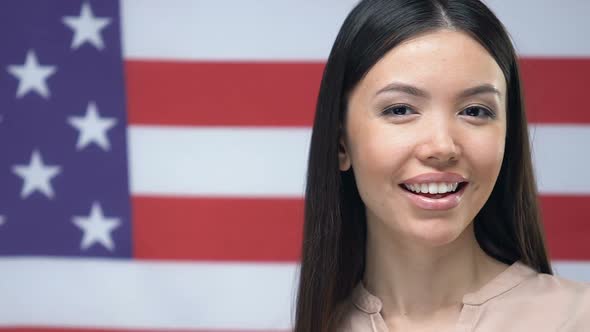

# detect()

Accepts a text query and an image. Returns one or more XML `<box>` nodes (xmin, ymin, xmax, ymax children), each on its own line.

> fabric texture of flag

<box><xmin>0</xmin><ymin>0</ymin><xmax>589</xmax><ymax>331</ymax></box>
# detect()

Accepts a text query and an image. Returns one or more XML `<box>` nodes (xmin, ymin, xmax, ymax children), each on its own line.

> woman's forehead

<box><xmin>357</xmin><ymin>29</ymin><xmax>507</xmax><ymax>99</ymax></box>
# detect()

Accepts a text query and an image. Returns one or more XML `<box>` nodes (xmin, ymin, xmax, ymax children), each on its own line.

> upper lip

<box><xmin>401</xmin><ymin>172</ymin><xmax>468</xmax><ymax>184</ymax></box>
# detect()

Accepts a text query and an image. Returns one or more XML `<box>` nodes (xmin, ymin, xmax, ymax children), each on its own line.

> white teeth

<box><xmin>428</xmin><ymin>183</ymin><xmax>437</xmax><ymax>194</ymax></box>
<box><xmin>403</xmin><ymin>182</ymin><xmax>460</xmax><ymax>194</ymax></box>
<box><xmin>420</xmin><ymin>183</ymin><xmax>428</xmax><ymax>193</ymax></box>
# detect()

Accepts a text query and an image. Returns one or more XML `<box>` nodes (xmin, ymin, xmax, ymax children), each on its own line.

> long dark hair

<box><xmin>294</xmin><ymin>0</ymin><xmax>552</xmax><ymax>331</ymax></box>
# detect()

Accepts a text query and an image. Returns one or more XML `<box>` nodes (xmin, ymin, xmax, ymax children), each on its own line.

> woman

<box><xmin>294</xmin><ymin>0</ymin><xmax>590</xmax><ymax>331</ymax></box>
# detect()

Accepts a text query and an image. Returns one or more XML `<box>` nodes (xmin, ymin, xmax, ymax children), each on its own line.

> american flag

<box><xmin>0</xmin><ymin>0</ymin><xmax>588</xmax><ymax>331</ymax></box>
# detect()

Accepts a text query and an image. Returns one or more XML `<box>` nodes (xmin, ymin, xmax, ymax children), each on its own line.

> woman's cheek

<box><xmin>462</xmin><ymin>127</ymin><xmax>505</xmax><ymax>195</ymax></box>
<box><xmin>470</xmin><ymin>127</ymin><xmax>505</xmax><ymax>167</ymax></box>
<box><xmin>351</xmin><ymin>132</ymin><xmax>413</xmax><ymax>205</ymax></box>
<box><xmin>356</xmin><ymin>128</ymin><xmax>410</xmax><ymax>172</ymax></box>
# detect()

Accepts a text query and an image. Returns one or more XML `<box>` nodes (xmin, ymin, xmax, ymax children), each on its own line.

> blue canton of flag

<box><xmin>0</xmin><ymin>0</ymin><xmax>132</xmax><ymax>258</ymax></box>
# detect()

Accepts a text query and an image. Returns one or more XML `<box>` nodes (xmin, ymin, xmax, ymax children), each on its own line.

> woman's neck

<box><xmin>363</xmin><ymin>221</ymin><xmax>508</xmax><ymax>320</ymax></box>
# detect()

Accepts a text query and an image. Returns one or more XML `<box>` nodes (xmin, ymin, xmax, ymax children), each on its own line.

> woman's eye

<box><xmin>460</xmin><ymin>106</ymin><xmax>495</xmax><ymax>119</ymax></box>
<box><xmin>382</xmin><ymin>105</ymin><xmax>415</xmax><ymax>117</ymax></box>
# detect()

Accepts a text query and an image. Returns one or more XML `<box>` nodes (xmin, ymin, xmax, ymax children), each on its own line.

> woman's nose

<box><xmin>415</xmin><ymin>120</ymin><xmax>460</xmax><ymax>165</ymax></box>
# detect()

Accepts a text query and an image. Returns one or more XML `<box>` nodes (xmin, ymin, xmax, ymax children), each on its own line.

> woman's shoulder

<box><xmin>464</xmin><ymin>260</ymin><xmax>589</xmax><ymax>305</ymax></box>
<box><xmin>488</xmin><ymin>264</ymin><xmax>590</xmax><ymax>330</ymax></box>
<box><xmin>512</xmin><ymin>267</ymin><xmax>590</xmax><ymax>299</ymax></box>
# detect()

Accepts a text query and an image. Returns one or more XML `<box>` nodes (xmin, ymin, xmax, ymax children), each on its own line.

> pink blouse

<box><xmin>338</xmin><ymin>261</ymin><xmax>590</xmax><ymax>331</ymax></box>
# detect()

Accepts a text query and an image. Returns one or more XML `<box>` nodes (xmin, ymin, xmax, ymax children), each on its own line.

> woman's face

<box><xmin>340</xmin><ymin>30</ymin><xmax>507</xmax><ymax>247</ymax></box>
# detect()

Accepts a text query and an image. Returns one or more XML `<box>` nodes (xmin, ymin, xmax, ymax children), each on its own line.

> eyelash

<box><xmin>381</xmin><ymin>104</ymin><xmax>496</xmax><ymax>119</ymax></box>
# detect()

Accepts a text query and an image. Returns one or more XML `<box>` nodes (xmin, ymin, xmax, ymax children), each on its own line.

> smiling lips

<box><xmin>400</xmin><ymin>172</ymin><xmax>469</xmax><ymax>210</ymax></box>
<box><xmin>403</xmin><ymin>182</ymin><xmax>459</xmax><ymax>195</ymax></box>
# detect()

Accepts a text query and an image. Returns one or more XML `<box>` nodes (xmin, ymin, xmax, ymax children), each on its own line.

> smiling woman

<box><xmin>294</xmin><ymin>1</ymin><xmax>590</xmax><ymax>332</ymax></box>
<box><xmin>341</xmin><ymin>29</ymin><xmax>507</xmax><ymax>248</ymax></box>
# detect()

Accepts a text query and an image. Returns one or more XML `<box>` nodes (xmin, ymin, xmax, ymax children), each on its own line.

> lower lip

<box><xmin>400</xmin><ymin>183</ymin><xmax>468</xmax><ymax>211</ymax></box>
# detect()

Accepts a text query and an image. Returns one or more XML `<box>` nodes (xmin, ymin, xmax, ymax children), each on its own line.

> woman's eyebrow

<box><xmin>375</xmin><ymin>82</ymin><xmax>501</xmax><ymax>99</ymax></box>
<box><xmin>458</xmin><ymin>84</ymin><xmax>502</xmax><ymax>99</ymax></box>
<box><xmin>375</xmin><ymin>82</ymin><xmax>429</xmax><ymax>98</ymax></box>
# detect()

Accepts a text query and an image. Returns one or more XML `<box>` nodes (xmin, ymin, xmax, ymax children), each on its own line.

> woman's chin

<box><xmin>406</xmin><ymin>220</ymin><xmax>469</xmax><ymax>248</ymax></box>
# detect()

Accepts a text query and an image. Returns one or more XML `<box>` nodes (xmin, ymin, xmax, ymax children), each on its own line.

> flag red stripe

<box><xmin>540</xmin><ymin>195</ymin><xmax>590</xmax><ymax>260</ymax></box>
<box><xmin>125</xmin><ymin>61</ymin><xmax>323</xmax><ymax>127</ymax></box>
<box><xmin>132</xmin><ymin>195</ymin><xmax>589</xmax><ymax>261</ymax></box>
<box><xmin>520</xmin><ymin>58</ymin><xmax>590</xmax><ymax>124</ymax></box>
<box><xmin>125</xmin><ymin>58</ymin><xmax>590</xmax><ymax>127</ymax></box>
<box><xmin>132</xmin><ymin>196</ymin><xmax>303</xmax><ymax>261</ymax></box>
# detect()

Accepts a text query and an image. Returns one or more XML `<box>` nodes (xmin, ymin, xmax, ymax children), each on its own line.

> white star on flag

<box><xmin>12</xmin><ymin>150</ymin><xmax>62</xmax><ymax>199</ymax></box>
<box><xmin>62</xmin><ymin>2</ymin><xmax>111</xmax><ymax>50</ymax></box>
<box><xmin>72</xmin><ymin>202</ymin><xmax>121</xmax><ymax>251</ymax></box>
<box><xmin>0</xmin><ymin>215</ymin><xmax>5</xmax><ymax>227</ymax></box>
<box><xmin>6</xmin><ymin>50</ymin><xmax>57</xmax><ymax>99</ymax></box>
<box><xmin>68</xmin><ymin>102</ymin><xmax>117</xmax><ymax>151</ymax></box>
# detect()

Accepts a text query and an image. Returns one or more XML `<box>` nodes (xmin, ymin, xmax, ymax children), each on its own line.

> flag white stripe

<box><xmin>128</xmin><ymin>126</ymin><xmax>310</xmax><ymax>197</ymax></box>
<box><xmin>0</xmin><ymin>258</ymin><xmax>587</xmax><ymax>329</ymax></box>
<box><xmin>129</xmin><ymin>125</ymin><xmax>590</xmax><ymax>196</ymax></box>
<box><xmin>530</xmin><ymin>125</ymin><xmax>590</xmax><ymax>194</ymax></box>
<box><xmin>553</xmin><ymin>261</ymin><xmax>590</xmax><ymax>282</ymax></box>
<box><xmin>121</xmin><ymin>0</ymin><xmax>357</xmax><ymax>61</ymax></box>
<box><xmin>483</xmin><ymin>0</ymin><xmax>590</xmax><ymax>57</ymax></box>
<box><xmin>121</xmin><ymin>0</ymin><xmax>590</xmax><ymax>60</ymax></box>
<box><xmin>0</xmin><ymin>258</ymin><xmax>298</xmax><ymax>329</ymax></box>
